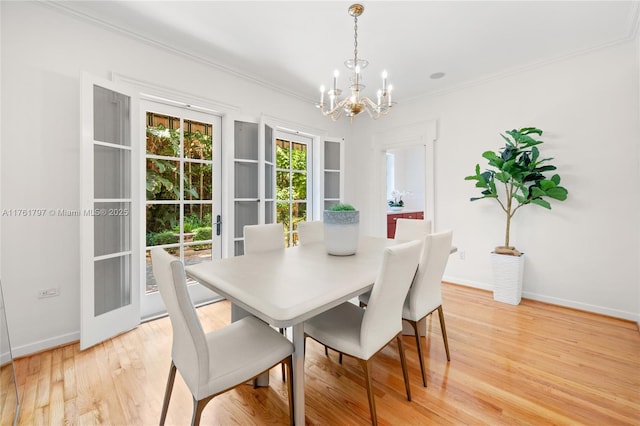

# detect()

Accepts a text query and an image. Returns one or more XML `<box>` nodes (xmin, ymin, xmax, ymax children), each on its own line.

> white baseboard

<box><xmin>11</xmin><ymin>331</ymin><xmax>79</xmax><ymax>359</ymax></box>
<box><xmin>443</xmin><ymin>275</ymin><xmax>639</xmax><ymax>323</ymax></box>
<box><xmin>1</xmin><ymin>350</ymin><xmax>13</xmax><ymax>365</ymax></box>
<box><xmin>443</xmin><ymin>275</ymin><xmax>492</xmax><ymax>292</ymax></box>
<box><xmin>521</xmin><ymin>291</ymin><xmax>639</xmax><ymax>323</ymax></box>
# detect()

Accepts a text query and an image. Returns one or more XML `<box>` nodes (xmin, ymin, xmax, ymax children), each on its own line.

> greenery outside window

<box><xmin>276</xmin><ymin>134</ymin><xmax>311</xmax><ymax>247</ymax></box>
<box><xmin>145</xmin><ymin>112</ymin><xmax>214</xmax><ymax>293</ymax></box>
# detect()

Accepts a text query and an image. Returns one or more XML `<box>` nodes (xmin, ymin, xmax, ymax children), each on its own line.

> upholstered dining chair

<box><xmin>150</xmin><ymin>248</ymin><xmax>294</xmax><ymax>426</ymax></box>
<box><xmin>242</xmin><ymin>222</ymin><xmax>288</xmax><ymax>381</ymax></box>
<box><xmin>358</xmin><ymin>218</ymin><xmax>429</xmax><ymax>308</ymax></box>
<box><xmin>359</xmin><ymin>230</ymin><xmax>453</xmax><ymax>387</ymax></box>
<box><xmin>304</xmin><ymin>240</ymin><xmax>422</xmax><ymax>426</ymax></box>
<box><xmin>238</xmin><ymin>223</ymin><xmax>286</xmax><ymax>326</ymax></box>
<box><xmin>243</xmin><ymin>223</ymin><xmax>285</xmax><ymax>254</ymax></box>
<box><xmin>394</xmin><ymin>218</ymin><xmax>431</xmax><ymax>241</ymax></box>
<box><xmin>297</xmin><ymin>220</ymin><xmax>324</xmax><ymax>245</ymax></box>
<box><xmin>401</xmin><ymin>230</ymin><xmax>453</xmax><ymax>386</ymax></box>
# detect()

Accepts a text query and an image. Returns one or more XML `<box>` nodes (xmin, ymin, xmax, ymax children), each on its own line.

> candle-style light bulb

<box><xmin>387</xmin><ymin>84</ymin><xmax>393</xmax><ymax>107</ymax></box>
<box><xmin>333</xmin><ymin>70</ymin><xmax>339</xmax><ymax>91</ymax></box>
<box><xmin>382</xmin><ymin>70</ymin><xmax>388</xmax><ymax>92</ymax></box>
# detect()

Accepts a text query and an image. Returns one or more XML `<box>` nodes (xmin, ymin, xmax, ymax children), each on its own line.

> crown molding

<box><xmin>40</xmin><ymin>1</ymin><xmax>313</xmax><ymax>104</ymax></box>
<box><xmin>405</xmin><ymin>34</ymin><xmax>640</xmax><ymax>104</ymax></box>
<box><xmin>405</xmin><ymin>1</ymin><xmax>640</xmax><ymax>103</ymax></box>
<box><xmin>41</xmin><ymin>0</ymin><xmax>640</xmax><ymax>107</ymax></box>
<box><xmin>626</xmin><ymin>0</ymin><xmax>640</xmax><ymax>40</ymax></box>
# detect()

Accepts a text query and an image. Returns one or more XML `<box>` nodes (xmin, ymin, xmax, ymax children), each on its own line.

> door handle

<box><xmin>215</xmin><ymin>215</ymin><xmax>222</xmax><ymax>236</ymax></box>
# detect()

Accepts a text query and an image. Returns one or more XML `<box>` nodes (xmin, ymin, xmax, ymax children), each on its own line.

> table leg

<box><xmin>292</xmin><ymin>323</ymin><xmax>305</xmax><ymax>425</ymax></box>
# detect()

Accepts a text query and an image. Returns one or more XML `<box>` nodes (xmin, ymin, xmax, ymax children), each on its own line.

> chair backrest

<box><xmin>297</xmin><ymin>221</ymin><xmax>324</xmax><ymax>245</ymax></box>
<box><xmin>360</xmin><ymin>239</ymin><xmax>422</xmax><ymax>358</ymax></box>
<box><xmin>404</xmin><ymin>230</ymin><xmax>453</xmax><ymax>320</ymax></box>
<box><xmin>151</xmin><ymin>248</ymin><xmax>208</xmax><ymax>394</ymax></box>
<box><xmin>244</xmin><ymin>223</ymin><xmax>285</xmax><ymax>254</ymax></box>
<box><xmin>394</xmin><ymin>218</ymin><xmax>432</xmax><ymax>241</ymax></box>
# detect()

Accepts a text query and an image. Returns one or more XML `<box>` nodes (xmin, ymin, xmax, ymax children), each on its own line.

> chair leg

<box><xmin>324</xmin><ymin>345</ymin><xmax>343</xmax><ymax>364</ymax></box>
<box><xmin>280</xmin><ymin>328</ymin><xmax>287</xmax><ymax>381</ymax></box>
<box><xmin>407</xmin><ymin>319</ymin><xmax>428</xmax><ymax>387</ymax></box>
<box><xmin>191</xmin><ymin>397</ymin><xmax>210</xmax><ymax>426</ymax></box>
<box><xmin>284</xmin><ymin>356</ymin><xmax>294</xmax><ymax>425</ymax></box>
<box><xmin>358</xmin><ymin>359</ymin><xmax>378</xmax><ymax>426</ymax></box>
<box><xmin>396</xmin><ymin>335</ymin><xmax>411</xmax><ymax>401</ymax></box>
<box><xmin>437</xmin><ymin>306</ymin><xmax>451</xmax><ymax>361</ymax></box>
<box><xmin>159</xmin><ymin>361</ymin><xmax>177</xmax><ymax>425</ymax></box>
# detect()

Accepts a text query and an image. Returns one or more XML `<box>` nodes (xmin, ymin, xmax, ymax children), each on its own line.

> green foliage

<box><xmin>147</xmin><ymin>231</ymin><xmax>179</xmax><ymax>246</ymax></box>
<box><xmin>276</xmin><ymin>143</ymin><xmax>308</xmax><ymax>202</ymax></box>
<box><xmin>464</xmin><ymin>127</ymin><xmax>568</xmax><ymax>248</ymax></box>
<box><xmin>172</xmin><ymin>215</ymin><xmax>206</xmax><ymax>233</ymax></box>
<box><xmin>193</xmin><ymin>227</ymin><xmax>212</xmax><ymax>241</ymax></box>
<box><xmin>146</xmin><ymin>123</ymin><xmax>213</xmax><ymax>234</ymax></box>
<box><xmin>329</xmin><ymin>203</ymin><xmax>356</xmax><ymax>211</ymax></box>
<box><xmin>276</xmin><ymin>141</ymin><xmax>308</xmax><ymax>237</ymax></box>
<box><xmin>192</xmin><ymin>227</ymin><xmax>213</xmax><ymax>250</ymax></box>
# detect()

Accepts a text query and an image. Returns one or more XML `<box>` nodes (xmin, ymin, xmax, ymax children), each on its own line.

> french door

<box><xmin>141</xmin><ymin>101</ymin><xmax>222</xmax><ymax>319</ymax></box>
<box><xmin>80</xmin><ymin>74</ymin><xmax>140</xmax><ymax>350</ymax></box>
<box><xmin>275</xmin><ymin>130</ymin><xmax>313</xmax><ymax>246</ymax></box>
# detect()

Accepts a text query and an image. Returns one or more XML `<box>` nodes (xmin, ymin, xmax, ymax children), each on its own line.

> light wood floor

<box><xmin>2</xmin><ymin>283</ymin><xmax>639</xmax><ymax>425</ymax></box>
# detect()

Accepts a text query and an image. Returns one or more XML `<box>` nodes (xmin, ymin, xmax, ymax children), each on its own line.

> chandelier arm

<box><xmin>319</xmin><ymin>98</ymin><xmax>348</xmax><ymax>120</ymax></box>
<box><xmin>361</xmin><ymin>97</ymin><xmax>381</xmax><ymax>119</ymax></box>
<box><xmin>362</xmin><ymin>96</ymin><xmax>380</xmax><ymax>111</ymax></box>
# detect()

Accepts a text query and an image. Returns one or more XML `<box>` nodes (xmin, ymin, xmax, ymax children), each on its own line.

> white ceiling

<box><xmin>53</xmin><ymin>1</ymin><xmax>639</xmax><ymax>103</ymax></box>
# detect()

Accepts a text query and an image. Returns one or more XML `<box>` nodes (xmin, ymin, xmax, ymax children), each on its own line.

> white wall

<box><xmin>0</xmin><ymin>2</ymin><xmax>350</xmax><ymax>356</ymax></box>
<box><xmin>353</xmin><ymin>40</ymin><xmax>640</xmax><ymax>322</ymax></box>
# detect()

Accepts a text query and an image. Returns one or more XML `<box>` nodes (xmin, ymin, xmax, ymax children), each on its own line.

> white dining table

<box><xmin>185</xmin><ymin>236</ymin><xmax>400</xmax><ymax>425</ymax></box>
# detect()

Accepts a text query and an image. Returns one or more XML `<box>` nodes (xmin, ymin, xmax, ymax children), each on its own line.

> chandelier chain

<box><xmin>353</xmin><ymin>16</ymin><xmax>358</xmax><ymax>64</ymax></box>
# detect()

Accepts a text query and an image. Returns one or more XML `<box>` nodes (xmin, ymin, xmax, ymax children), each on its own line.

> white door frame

<box><xmin>373</xmin><ymin>120</ymin><xmax>438</xmax><ymax>234</ymax></box>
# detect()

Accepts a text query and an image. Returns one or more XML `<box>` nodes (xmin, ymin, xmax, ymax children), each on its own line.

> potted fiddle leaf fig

<box><xmin>465</xmin><ymin>127</ymin><xmax>568</xmax><ymax>304</ymax></box>
<box><xmin>323</xmin><ymin>203</ymin><xmax>359</xmax><ymax>256</ymax></box>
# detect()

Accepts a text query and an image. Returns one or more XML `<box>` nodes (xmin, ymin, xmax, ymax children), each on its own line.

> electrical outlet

<box><xmin>38</xmin><ymin>288</ymin><xmax>60</xmax><ymax>298</ymax></box>
<box><xmin>459</xmin><ymin>250</ymin><xmax>466</xmax><ymax>260</ymax></box>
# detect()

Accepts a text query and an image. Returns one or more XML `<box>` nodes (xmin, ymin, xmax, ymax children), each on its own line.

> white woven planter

<box><xmin>323</xmin><ymin>210</ymin><xmax>359</xmax><ymax>256</ymax></box>
<box><xmin>490</xmin><ymin>252</ymin><xmax>525</xmax><ymax>305</ymax></box>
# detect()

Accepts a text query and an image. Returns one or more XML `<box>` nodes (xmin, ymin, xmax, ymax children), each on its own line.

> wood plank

<box><xmin>2</xmin><ymin>284</ymin><xmax>639</xmax><ymax>425</ymax></box>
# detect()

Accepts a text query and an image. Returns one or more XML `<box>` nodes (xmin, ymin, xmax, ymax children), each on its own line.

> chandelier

<box><xmin>316</xmin><ymin>4</ymin><xmax>395</xmax><ymax>121</ymax></box>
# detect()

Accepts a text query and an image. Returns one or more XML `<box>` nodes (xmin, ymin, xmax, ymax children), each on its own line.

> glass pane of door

<box><xmin>145</xmin><ymin>111</ymin><xmax>216</xmax><ymax>289</ymax></box>
<box><xmin>276</xmin><ymin>133</ymin><xmax>312</xmax><ymax>247</ymax></box>
<box><xmin>93</xmin><ymin>87</ymin><xmax>132</xmax><ymax>315</ymax></box>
